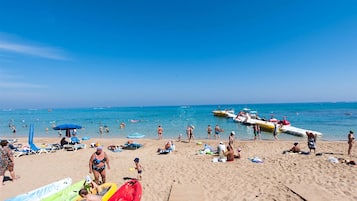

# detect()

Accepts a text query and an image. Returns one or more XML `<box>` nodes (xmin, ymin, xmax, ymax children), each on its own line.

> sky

<box><xmin>0</xmin><ymin>0</ymin><xmax>356</xmax><ymax>109</ymax></box>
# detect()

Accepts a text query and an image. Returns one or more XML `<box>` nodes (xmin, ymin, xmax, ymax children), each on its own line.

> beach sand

<box><xmin>1</xmin><ymin>137</ymin><xmax>357</xmax><ymax>201</ymax></box>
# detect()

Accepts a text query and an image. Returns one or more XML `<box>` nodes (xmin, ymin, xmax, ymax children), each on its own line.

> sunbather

<box><xmin>282</xmin><ymin>142</ymin><xmax>301</xmax><ymax>154</ymax></box>
<box><xmin>157</xmin><ymin>141</ymin><xmax>173</xmax><ymax>154</ymax></box>
<box><xmin>79</xmin><ymin>188</ymin><xmax>102</xmax><ymax>201</ymax></box>
<box><xmin>224</xmin><ymin>143</ymin><xmax>235</xmax><ymax>161</ymax></box>
<box><xmin>290</xmin><ymin>142</ymin><xmax>301</xmax><ymax>153</ymax></box>
<box><xmin>60</xmin><ymin>137</ymin><xmax>69</xmax><ymax>147</ymax></box>
<box><xmin>70</xmin><ymin>133</ymin><xmax>81</xmax><ymax>144</ymax></box>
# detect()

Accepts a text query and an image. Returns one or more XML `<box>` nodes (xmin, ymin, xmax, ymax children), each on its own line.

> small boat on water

<box><xmin>212</xmin><ymin>109</ymin><xmax>235</xmax><ymax>118</ymax></box>
<box><xmin>233</xmin><ymin>108</ymin><xmax>258</xmax><ymax>123</ymax></box>
<box><xmin>280</xmin><ymin>126</ymin><xmax>323</xmax><ymax>137</ymax></box>
<box><xmin>256</xmin><ymin>120</ymin><xmax>278</xmax><ymax>132</ymax></box>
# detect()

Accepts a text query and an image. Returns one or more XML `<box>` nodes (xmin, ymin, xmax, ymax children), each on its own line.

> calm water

<box><xmin>0</xmin><ymin>102</ymin><xmax>356</xmax><ymax>141</ymax></box>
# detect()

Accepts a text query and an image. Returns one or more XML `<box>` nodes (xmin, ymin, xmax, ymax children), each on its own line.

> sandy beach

<box><xmin>1</xmin><ymin>137</ymin><xmax>357</xmax><ymax>201</ymax></box>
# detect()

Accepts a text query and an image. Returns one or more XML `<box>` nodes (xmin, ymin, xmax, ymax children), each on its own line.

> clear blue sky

<box><xmin>0</xmin><ymin>0</ymin><xmax>356</xmax><ymax>109</ymax></box>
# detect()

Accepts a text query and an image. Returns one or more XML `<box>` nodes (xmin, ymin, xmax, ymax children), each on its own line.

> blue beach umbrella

<box><xmin>28</xmin><ymin>124</ymin><xmax>34</xmax><ymax>145</ymax></box>
<box><xmin>53</xmin><ymin>124</ymin><xmax>82</xmax><ymax>137</ymax></box>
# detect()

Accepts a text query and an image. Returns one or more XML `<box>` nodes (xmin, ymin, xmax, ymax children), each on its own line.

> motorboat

<box><xmin>233</xmin><ymin>108</ymin><xmax>258</xmax><ymax>123</ymax></box>
<box><xmin>280</xmin><ymin>125</ymin><xmax>322</xmax><ymax>137</ymax></box>
<box><xmin>212</xmin><ymin>109</ymin><xmax>235</xmax><ymax>118</ymax></box>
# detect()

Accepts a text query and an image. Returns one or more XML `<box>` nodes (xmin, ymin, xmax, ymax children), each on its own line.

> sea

<box><xmin>0</xmin><ymin>102</ymin><xmax>356</xmax><ymax>141</ymax></box>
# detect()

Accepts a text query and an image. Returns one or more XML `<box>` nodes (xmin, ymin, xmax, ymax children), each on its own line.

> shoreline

<box><xmin>1</xmin><ymin>135</ymin><xmax>349</xmax><ymax>142</ymax></box>
<box><xmin>1</xmin><ymin>137</ymin><xmax>356</xmax><ymax>200</ymax></box>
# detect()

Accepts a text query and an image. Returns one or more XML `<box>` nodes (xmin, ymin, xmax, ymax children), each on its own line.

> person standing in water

<box><xmin>253</xmin><ymin>124</ymin><xmax>261</xmax><ymax>140</ymax></box>
<box><xmin>273</xmin><ymin>123</ymin><xmax>279</xmax><ymax>140</ymax></box>
<box><xmin>207</xmin><ymin>125</ymin><xmax>213</xmax><ymax>139</ymax></box>
<box><xmin>214</xmin><ymin>124</ymin><xmax>224</xmax><ymax>139</ymax></box>
<box><xmin>157</xmin><ymin>125</ymin><xmax>163</xmax><ymax>140</ymax></box>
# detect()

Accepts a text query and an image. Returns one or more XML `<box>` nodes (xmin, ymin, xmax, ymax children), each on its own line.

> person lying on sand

<box><xmin>79</xmin><ymin>188</ymin><xmax>102</xmax><ymax>201</ymax></box>
<box><xmin>157</xmin><ymin>140</ymin><xmax>173</xmax><ymax>154</ymax></box>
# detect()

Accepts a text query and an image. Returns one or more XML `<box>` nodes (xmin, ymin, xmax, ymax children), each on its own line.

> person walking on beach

<box><xmin>157</xmin><ymin>125</ymin><xmax>163</xmax><ymax>140</ymax></box>
<box><xmin>89</xmin><ymin>146</ymin><xmax>110</xmax><ymax>185</ymax></box>
<box><xmin>134</xmin><ymin>157</ymin><xmax>144</xmax><ymax>180</ymax></box>
<box><xmin>0</xmin><ymin>140</ymin><xmax>19</xmax><ymax>185</ymax></box>
<box><xmin>273</xmin><ymin>123</ymin><xmax>279</xmax><ymax>140</ymax></box>
<box><xmin>207</xmin><ymin>125</ymin><xmax>213</xmax><ymax>139</ymax></box>
<box><xmin>253</xmin><ymin>124</ymin><xmax>261</xmax><ymax>140</ymax></box>
<box><xmin>348</xmin><ymin>130</ymin><xmax>355</xmax><ymax>155</ymax></box>
<box><xmin>214</xmin><ymin>124</ymin><xmax>224</xmax><ymax>139</ymax></box>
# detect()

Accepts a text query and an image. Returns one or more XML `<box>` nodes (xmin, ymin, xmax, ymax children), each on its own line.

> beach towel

<box><xmin>158</xmin><ymin>150</ymin><xmax>171</xmax><ymax>155</ymax></box>
<box><xmin>250</xmin><ymin>156</ymin><xmax>264</xmax><ymax>163</ymax></box>
<box><xmin>328</xmin><ymin>157</ymin><xmax>339</xmax><ymax>163</ymax></box>
<box><xmin>212</xmin><ymin>157</ymin><xmax>226</xmax><ymax>162</ymax></box>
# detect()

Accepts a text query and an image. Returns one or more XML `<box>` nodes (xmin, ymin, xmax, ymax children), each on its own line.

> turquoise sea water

<box><xmin>0</xmin><ymin>102</ymin><xmax>356</xmax><ymax>141</ymax></box>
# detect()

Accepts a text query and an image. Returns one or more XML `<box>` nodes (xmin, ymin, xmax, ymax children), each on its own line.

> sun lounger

<box><xmin>63</xmin><ymin>143</ymin><xmax>86</xmax><ymax>151</ymax></box>
<box><xmin>122</xmin><ymin>142</ymin><xmax>142</xmax><ymax>150</ymax></box>
<box><xmin>13</xmin><ymin>148</ymin><xmax>34</xmax><ymax>157</ymax></box>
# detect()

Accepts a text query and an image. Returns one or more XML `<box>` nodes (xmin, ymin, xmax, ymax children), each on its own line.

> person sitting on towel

<box><xmin>289</xmin><ymin>142</ymin><xmax>301</xmax><ymax>153</ymax></box>
<box><xmin>224</xmin><ymin>143</ymin><xmax>235</xmax><ymax>161</ymax></box>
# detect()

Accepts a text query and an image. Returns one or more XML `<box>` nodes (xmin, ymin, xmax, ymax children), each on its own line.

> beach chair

<box><xmin>122</xmin><ymin>142</ymin><xmax>142</xmax><ymax>150</ymax></box>
<box><xmin>63</xmin><ymin>143</ymin><xmax>86</xmax><ymax>151</ymax></box>
<box><xmin>13</xmin><ymin>147</ymin><xmax>34</xmax><ymax>157</ymax></box>
<box><xmin>29</xmin><ymin>142</ymin><xmax>49</xmax><ymax>155</ymax></box>
<box><xmin>70</xmin><ymin>136</ymin><xmax>81</xmax><ymax>144</ymax></box>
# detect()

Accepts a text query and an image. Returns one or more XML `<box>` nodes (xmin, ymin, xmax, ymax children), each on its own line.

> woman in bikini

<box><xmin>89</xmin><ymin>146</ymin><xmax>110</xmax><ymax>185</ymax></box>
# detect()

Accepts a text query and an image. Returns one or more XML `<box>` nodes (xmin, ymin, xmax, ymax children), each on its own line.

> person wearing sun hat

<box><xmin>348</xmin><ymin>130</ymin><xmax>355</xmax><ymax>155</ymax></box>
<box><xmin>187</xmin><ymin>125</ymin><xmax>195</xmax><ymax>143</ymax></box>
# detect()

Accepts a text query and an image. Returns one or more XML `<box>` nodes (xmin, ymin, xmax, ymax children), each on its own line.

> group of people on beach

<box><xmin>78</xmin><ymin>144</ymin><xmax>143</xmax><ymax>201</ymax></box>
<box><xmin>158</xmin><ymin>124</ymin><xmax>196</xmax><ymax>143</ymax></box>
<box><xmin>214</xmin><ymin>131</ymin><xmax>241</xmax><ymax>162</ymax></box>
<box><xmin>284</xmin><ymin>132</ymin><xmax>318</xmax><ymax>154</ymax></box>
<box><xmin>284</xmin><ymin>130</ymin><xmax>355</xmax><ymax>156</ymax></box>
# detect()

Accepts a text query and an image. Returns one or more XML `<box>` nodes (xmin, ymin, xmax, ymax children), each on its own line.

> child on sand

<box><xmin>134</xmin><ymin>157</ymin><xmax>144</xmax><ymax>180</ymax></box>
